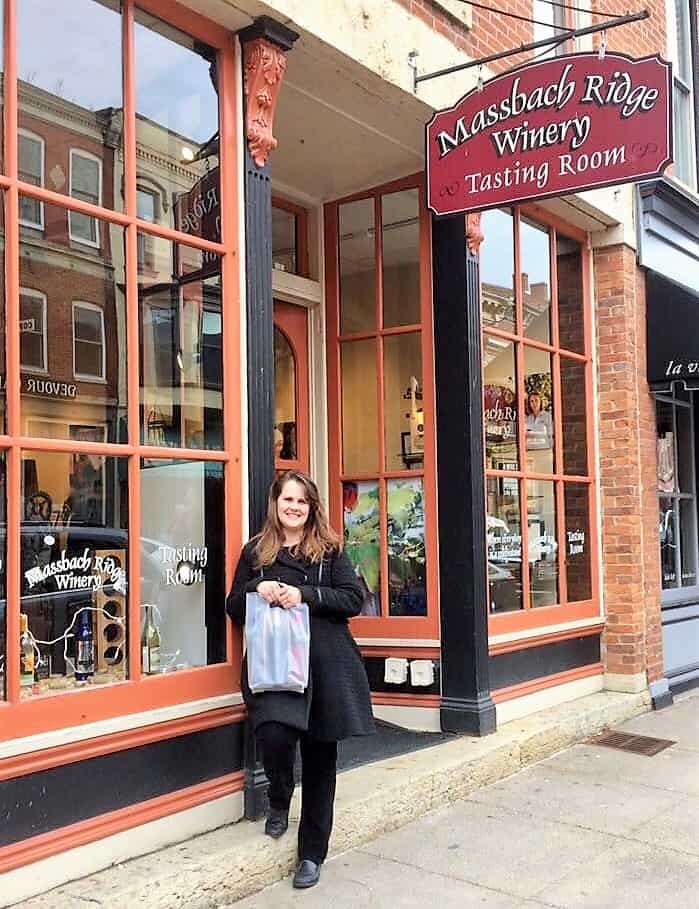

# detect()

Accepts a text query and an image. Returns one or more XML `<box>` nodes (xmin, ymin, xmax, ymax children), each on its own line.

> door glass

<box><xmin>387</xmin><ymin>478</ymin><xmax>426</xmax><ymax>616</ymax></box>
<box><xmin>487</xmin><ymin>476</ymin><xmax>523</xmax><ymax>612</ymax></box>
<box><xmin>383</xmin><ymin>333</ymin><xmax>423</xmax><ymax>471</ymax></box>
<box><xmin>341</xmin><ymin>339</ymin><xmax>378</xmax><ymax>474</ymax></box>
<box><xmin>382</xmin><ymin>189</ymin><xmax>420</xmax><ymax>328</ymax></box>
<box><xmin>272</xmin><ymin>207</ymin><xmax>296</xmax><ymax>274</ymax></box>
<box><xmin>339</xmin><ymin>199</ymin><xmax>376</xmax><ymax>335</ymax></box>
<box><xmin>274</xmin><ymin>328</ymin><xmax>297</xmax><ymax>462</ymax></box>
<box><xmin>343</xmin><ymin>480</ymin><xmax>381</xmax><ymax>617</ymax></box>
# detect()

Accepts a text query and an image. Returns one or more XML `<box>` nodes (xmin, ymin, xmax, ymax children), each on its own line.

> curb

<box><xmin>12</xmin><ymin>690</ymin><xmax>649</xmax><ymax>908</ymax></box>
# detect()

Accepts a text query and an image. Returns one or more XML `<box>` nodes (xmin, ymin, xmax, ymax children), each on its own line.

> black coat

<box><xmin>226</xmin><ymin>543</ymin><xmax>375</xmax><ymax>742</ymax></box>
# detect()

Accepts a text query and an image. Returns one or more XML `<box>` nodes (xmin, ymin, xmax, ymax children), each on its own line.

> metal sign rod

<box><xmin>414</xmin><ymin>9</ymin><xmax>649</xmax><ymax>88</ymax></box>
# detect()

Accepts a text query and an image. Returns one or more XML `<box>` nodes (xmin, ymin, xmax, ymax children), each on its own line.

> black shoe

<box><xmin>293</xmin><ymin>859</ymin><xmax>321</xmax><ymax>889</ymax></box>
<box><xmin>264</xmin><ymin>809</ymin><xmax>289</xmax><ymax>839</ymax></box>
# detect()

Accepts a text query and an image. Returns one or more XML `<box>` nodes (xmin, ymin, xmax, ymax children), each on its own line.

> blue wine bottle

<box><xmin>75</xmin><ymin>610</ymin><xmax>95</xmax><ymax>682</ymax></box>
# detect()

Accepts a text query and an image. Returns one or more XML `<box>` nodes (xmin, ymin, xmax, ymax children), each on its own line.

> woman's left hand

<box><xmin>276</xmin><ymin>583</ymin><xmax>302</xmax><ymax>608</ymax></box>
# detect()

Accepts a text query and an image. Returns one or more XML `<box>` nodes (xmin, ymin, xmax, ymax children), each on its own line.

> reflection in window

<box><xmin>20</xmin><ymin>289</ymin><xmax>47</xmax><ymax>372</ymax></box>
<box><xmin>18</xmin><ymin>130</ymin><xmax>44</xmax><ymax>228</ymax></box>
<box><xmin>274</xmin><ymin>328</ymin><xmax>297</xmax><ymax>462</ymax></box>
<box><xmin>521</xmin><ymin>218</ymin><xmax>551</xmax><ymax>344</ymax></box>
<box><xmin>0</xmin><ymin>452</ymin><xmax>6</xmax><ymax>699</ymax></box>
<box><xmin>18</xmin><ymin>0</ymin><xmax>122</xmax><ymax>212</ymax></box>
<box><xmin>343</xmin><ymin>481</ymin><xmax>381</xmax><ymax>617</ymax></box>
<box><xmin>139</xmin><ymin>236</ymin><xmax>223</xmax><ymax>450</ymax></box>
<box><xmin>140</xmin><ymin>460</ymin><xmax>225</xmax><ymax>669</ymax></box>
<box><xmin>557</xmin><ymin>234</ymin><xmax>585</xmax><ymax>353</ymax></box>
<box><xmin>483</xmin><ymin>337</ymin><xmax>518</xmax><ymax>471</ymax></box>
<box><xmin>272</xmin><ymin>206</ymin><xmax>297</xmax><ymax>274</ymax></box>
<box><xmin>384</xmin><ymin>333</ymin><xmax>423</xmax><ymax>471</ymax></box>
<box><xmin>487</xmin><ymin>476</ymin><xmax>523</xmax><ymax>612</ymax></box>
<box><xmin>524</xmin><ymin>346</ymin><xmax>554</xmax><ymax>474</ymax></box>
<box><xmin>339</xmin><ymin>198</ymin><xmax>375</xmax><ymax>335</ymax></box>
<box><xmin>561</xmin><ymin>357</ymin><xmax>587</xmax><ymax>476</ymax></box>
<box><xmin>69</xmin><ymin>150</ymin><xmax>102</xmax><ymax>247</ymax></box>
<box><xmin>20</xmin><ymin>200</ymin><xmax>126</xmax><ymax>444</ymax></box>
<box><xmin>382</xmin><ymin>189</ymin><xmax>420</xmax><ymax>328</ymax></box>
<box><xmin>387</xmin><ymin>479</ymin><xmax>426</xmax><ymax>616</ymax></box>
<box><xmin>480</xmin><ymin>208</ymin><xmax>515</xmax><ymax>333</ymax></box>
<box><xmin>564</xmin><ymin>484</ymin><xmax>592</xmax><ymax>602</ymax></box>
<box><xmin>528</xmin><ymin>479</ymin><xmax>558</xmax><ymax>608</ymax></box>
<box><xmin>19</xmin><ymin>451</ymin><xmax>128</xmax><ymax>699</ymax></box>
<box><xmin>136</xmin><ymin>9</ymin><xmax>220</xmax><ymax>243</ymax></box>
<box><xmin>341</xmin><ymin>339</ymin><xmax>378</xmax><ymax>474</ymax></box>
<box><xmin>73</xmin><ymin>303</ymin><xmax>105</xmax><ymax>380</ymax></box>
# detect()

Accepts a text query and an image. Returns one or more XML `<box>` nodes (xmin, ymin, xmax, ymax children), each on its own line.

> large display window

<box><xmin>325</xmin><ymin>176</ymin><xmax>439</xmax><ymax>638</ymax></box>
<box><xmin>482</xmin><ymin>206</ymin><xmax>598</xmax><ymax>632</ymax></box>
<box><xmin>0</xmin><ymin>0</ymin><xmax>240</xmax><ymax>739</ymax></box>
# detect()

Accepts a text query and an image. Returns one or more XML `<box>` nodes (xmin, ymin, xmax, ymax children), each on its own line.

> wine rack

<box><xmin>92</xmin><ymin>548</ymin><xmax>127</xmax><ymax>677</ymax></box>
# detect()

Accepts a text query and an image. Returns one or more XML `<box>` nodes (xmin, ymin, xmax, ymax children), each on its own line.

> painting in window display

<box><xmin>387</xmin><ymin>479</ymin><xmax>426</xmax><ymax>617</ymax></box>
<box><xmin>19</xmin><ymin>452</ymin><xmax>129</xmax><ymax>699</ymax></box>
<box><xmin>487</xmin><ymin>476</ymin><xmax>523</xmax><ymax>612</ymax></box>
<box><xmin>343</xmin><ymin>481</ymin><xmax>380</xmax><ymax>617</ymax></box>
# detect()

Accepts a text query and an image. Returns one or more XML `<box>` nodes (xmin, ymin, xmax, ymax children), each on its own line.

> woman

<box><xmin>226</xmin><ymin>470</ymin><xmax>375</xmax><ymax>889</ymax></box>
<box><xmin>525</xmin><ymin>391</ymin><xmax>554</xmax><ymax>450</ymax></box>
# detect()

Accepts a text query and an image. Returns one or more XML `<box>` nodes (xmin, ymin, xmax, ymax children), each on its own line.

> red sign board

<box><xmin>426</xmin><ymin>53</ymin><xmax>672</xmax><ymax>217</ymax></box>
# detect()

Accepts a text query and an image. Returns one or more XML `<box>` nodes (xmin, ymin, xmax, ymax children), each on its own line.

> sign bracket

<box><xmin>413</xmin><ymin>9</ymin><xmax>649</xmax><ymax>93</ymax></box>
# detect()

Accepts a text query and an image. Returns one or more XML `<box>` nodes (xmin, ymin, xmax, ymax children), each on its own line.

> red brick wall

<box><xmin>595</xmin><ymin>243</ymin><xmax>663</xmax><ymax>683</ymax></box>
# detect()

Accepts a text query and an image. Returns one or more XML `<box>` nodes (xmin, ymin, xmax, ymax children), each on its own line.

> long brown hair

<box><xmin>253</xmin><ymin>470</ymin><xmax>340</xmax><ymax>568</ymax></box>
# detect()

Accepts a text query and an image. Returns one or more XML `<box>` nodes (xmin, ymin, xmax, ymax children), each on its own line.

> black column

<box><xmin>239</xmin><ymin>16</ymin><xmax>298</xmax><ymax>820</ymax></box>
<box><xmin>432</xmin><ymin>215</ymin><xmax>496</xmax><ymax>736</ymax></box>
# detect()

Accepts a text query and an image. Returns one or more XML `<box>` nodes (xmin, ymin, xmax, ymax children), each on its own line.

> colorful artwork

<box><xmin>343</xmin><ymin>481</ymin><xmax>381</xmax><ymax>616</ymax></box>
<box><xmin>387</xmin><ymin>479</ymin><xmax>426</xmax><ymax>616</ymax></box>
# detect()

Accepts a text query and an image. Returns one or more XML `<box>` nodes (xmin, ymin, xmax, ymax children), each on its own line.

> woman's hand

<box><xmin>256</xmin><ymin>580</ymin><xmax>283</xmax><ymax>603</ymax></box>
<box><xmin>276</xmin><ymin>583</ymin><xmax>302</xmax><ymax>608</ymax></box>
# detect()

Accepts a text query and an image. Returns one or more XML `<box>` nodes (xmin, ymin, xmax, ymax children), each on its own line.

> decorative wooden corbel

<box><xmin>240</xmin><ymin>17</ymin><xmax>298</xmax><ymax>169</ymax></box>
<box><xmin>466</xmin><ymin>212</ymin><xmax>484</xmax><ymax>255</ymax></box>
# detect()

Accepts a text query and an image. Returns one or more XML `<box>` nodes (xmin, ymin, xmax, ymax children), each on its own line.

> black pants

<box><xmin>257</xmin><ymin>721</ymin><xmax>338</xmax><ymax>864</ymax></box>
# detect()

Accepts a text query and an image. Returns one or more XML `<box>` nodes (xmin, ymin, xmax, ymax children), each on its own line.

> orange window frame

<box><xmin>325</xmin><ymin>174</ymin><xmax>439</xmax><ymax>640</ymax></box>
<box><xmin>0</xmin><ymin>0</ymin><xmax>242</xmax><ymax>742</ymax></box>
<box><xmin>484</xmin><ymin>203</ymin><xmax>600</xmax><ymax>635</ymax></box>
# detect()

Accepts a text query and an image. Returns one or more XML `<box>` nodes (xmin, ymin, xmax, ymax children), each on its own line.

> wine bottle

<box><xmin>142</xmin><ymin>604</ymin><xmax>161</xmax><ymax>674</ymax></box>
<box><xmin>75</xmin><ymin>610</ymin><xmax>95</xmax><ymax>682</ymax></box>
<box><xmin>20</xmin><ymin>613</ymin><xmax>35</xmax><ymax>688</ymax></box>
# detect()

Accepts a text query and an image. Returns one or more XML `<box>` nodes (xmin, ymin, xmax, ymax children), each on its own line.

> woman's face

<box><xmin>277</xmin><ymin>479</ymin><xmax>311</xmax><ymax>534</ymax></box>
<box><xmin>529</xmin><ymin>394</ymin><xmax>542</xmax><ymax>415</ymax></box>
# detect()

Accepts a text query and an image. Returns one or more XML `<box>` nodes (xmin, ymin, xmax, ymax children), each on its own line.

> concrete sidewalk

<box><xmin>8</xmin><ymin>687</ymin><xmax>654</xmax><ymax>908</ymax></box>
<box><xmin>235</xmin><ymin>690</ymin><xmax>699</xmax><ymax>908</ymax></box>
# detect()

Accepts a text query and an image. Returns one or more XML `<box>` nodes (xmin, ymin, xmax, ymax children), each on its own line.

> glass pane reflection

<box><xmin>487</xmin><ymin>476</ymin><xmax>523</xmax><ymax>612</ymax></box>
<box><xmin>0</xmin><ymin>452</ymin><xmax>6</xmax><ymax>700</ymax></box>
<box><xmin>524</xmin><ymin>346</ymin><xmax>554</xmax><ymax>474</ymax></box>
<box><xmin>483</xmin><ymin>337</ymin><xmax>518</xmax><ymax>471</ymax></box>
<box><xmin>382</xmin><ymin>189</ymin><xmax>420</xmax><ymax>328</ymax></box>
<box><xmin>383</xmin><ymin>333</ymin><xmax>423</xmax><ymax>472</ymax></box>
<box><xmin>564</xmin><ymin>483</ymin><xmax>592</xmax><ymax>602</ymax></box>
<box><xmin>387</xmin><ymin>479</ymin><xmax>426</xmax><ymax>616</ymax></box>
<box><xmin>274</xmin><ymin>328</ymin><xmax>297</xmax><ymax>461</ymax></box>
<box><xmin>139</xmin><ymin>236</ymin><xmax>223</xmax><ymax>450</ymax></box>
<box><xmin>521</xmin><ymin>218</ymin><xmax>551</xmax><ymax>344</ymax></box>
<box><xmin>343</xmin><ymin>480</ymin><xmax>381</xmax><ymax>617</ymax></box>
<box><xmin>480</xmin><ymin>209</ymin><xmax>515</xmax><ymax>333</ymax></box>
<box><xmin>561</xmin><ymin>357</ymin><xmax>588</xmax><ymax>476</ymax></box>
<box><xmin>135</xmin><ymin>10</ymin><xmax>220</xmax><ymax>242</ymax></box>
<box><xmin>527</xmin><ymin>479</ymin><xmax>559</xmax><ymax>607</ymax></box>
<box><xmin>341</xmin><ymin>339</ymin><xmax>378</xmax><ymax>474</ymax></box>
<box><xmin>19</xmin><ymin>450</ymin><xmax>129</xmax><ymax>698</ymax></box>
<box><xmin>557</xmin><ymin>234</ymin><xmax>585</xmax><ymax>354</ymax></box>
<box><xmin>339</xmin><ymin>199</ymin><xmax>376</xmax><ymax>335</ymax></box>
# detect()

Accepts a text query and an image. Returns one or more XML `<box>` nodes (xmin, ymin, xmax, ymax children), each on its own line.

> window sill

<box><xmin>74</xmin><ymin>374</ymin><xmax>107</xmax><ymax>384</ymax></box>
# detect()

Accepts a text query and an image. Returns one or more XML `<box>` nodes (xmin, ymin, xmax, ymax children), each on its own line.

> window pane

<box><xmin>139</xmin><ymin>236</ymin><xmax>223</xmax><ymax>450</ymax></box>
<box><xmin>72</xmin><ymin>154</ymin><xmax>100</xmax><ymax>201</ymax></box>
<box><xmin>137</xmin><ymin>189</ymin><xmax>157</xmax><ymax>222</ymax></box>
<box><xmin>679</xmin><ymin>498</ymin><xmax>698</xmax><ymax>588</ymax></box>
<box><xmin>676</xmin><ymin>402</ymin><xmax>694</xmax><ymax>494</ymax></box>
<box><xmin>660</xmin><ymin>497</ymin><xmax>679</xmax><ymax>589</ymax></box>
<box><xmin>673</xmin><ymin>83</ymin><xmax>693</xmax><ymax>185</ymax></box>
<box><xmin>528</xmin><ymin>479</ymin><xmax>559</xmax><ymax>607</ymax></box>
<box><xmin>20</xmin><ymin>200</ymin><xmax>127</xmax><ymax>444</ymax></box>
<box><xmin>341</xmin><ymin>339</ymin><xmax>378</xmax><ymax>474</ymax></box>
<box><xmin>382</xmin><ymin>189</ymin><xmax>420</xmax><ymax>328</ymax></box>
<box><xmin>564</xmin><ymin>483</ymin><xmax>592</xmax><ymax>602</ymax></box>
<box><xmin>140</xmin><ymin>459</ymin><xmax>225</xmax><ymax>669</ymax></box>
<box><xmin>20</xmin><ymin>293</ymin><xmax>46</xmax><ymax>371</ymax></box>
<box><xmin>19</xmin><ymin>195</ymin><xmax>42</xmax><ymax>228</ymax></box>
<box><xmin>657</xmin><ymin>400</ymin><xmax>676</xmax><ymax>492</ymax></box>
<box><xmin>0</xmin><ymin>193</ymin><xmax>4</xmax><ymax>431</ymax></box>
<box><xmin>0</xmin><ymin>3</ymin><xmax>4</xmax><ymax>172</ymax></box>
<box><xmin>339</xmin><ymin>199</ymin><xmax>376</xmax><ymax>334</ymax></box>
<box><xmin>561</xmin><ymin>357</ymin><xmax>588</xmax><ymax>476</ymax></box>
<box><xmin>18</xmin><ymin>134</ymin><xmax>42</xmax><ymax>183</ymax></box>
<box><xmin>383</xmin><ymin>333</ymin><xmax>423</xmax><ymax>471</ymax></box>
<box><xmin>480</xmin><ymin>209</ymin><xmax>515</xmax><ymax>333</ymax></box>
<box><xmin>483</xmin><ymin>337</ymin><xmax>519</xmax><ymax>471</ymax></box>
<box><xmin>387</xmin><ymin>478</ymin><xmax>426</xmax><ymax>616</ymax></box>
<box><xmin>272</xmin><ymin>207</ymin><xmax>297</xmax><ymax>274</ymax></box>
<box><xmin>524</xmin><ymin>347</ymin><xmax>554</xmax><ymax>474</ymax></box>
<box><xmin>20</xmin><ymin>451</ymin><xmax>129</xmax><ymax>699</ymax></box>
<box><xmin>18</xmin><ymin>0</ymin><xmax>122</xmax><ymax>211</ymax></box>
<box><xmin>487</xmin><ymin>476</ymin><xmax>523</xmax><ymax>612</ymax></box>
<box><xmin>521</xmin><ymin>218</ymin><xmax>552</xmax><ymax>344</ymax></box>
<box><xmin>343</xmin><ymin>480</ymin><xmax>381</xmax><ymax>616</ymax></box>
<box><xmin>556</xmin><ymin>234</ymin><xmax>585</xmax><ymax>354</ymax></box>
<box><xmin>136</xmin><ymin>10</ymin><xmax>220</xmax><ymax>242</ymax></box>
<box><xmin>0</xmin><ymin>451</ymin><xmax>6</xmax><ymax>700</ymax></box>
<box><xmin>274</xmin><ymin>328</ymin><xmax>297</xmax><ymax>461</ymax></box>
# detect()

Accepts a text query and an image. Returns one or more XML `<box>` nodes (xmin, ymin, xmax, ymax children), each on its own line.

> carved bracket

<box><xmin>466</xmin><ymin>212</ymin><xmax>484</xmax><ymax>255</ymax></box>
<box><xmin>243</xmin><ymin>38</ymin><xmax>288</xmax><ymax>168</ymax></box>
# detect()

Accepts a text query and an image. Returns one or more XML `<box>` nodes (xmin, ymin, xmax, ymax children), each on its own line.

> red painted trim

<box><xmin>360</xmin><ymin>646</ymin><xmax>440</xmax><ymax>659</ymax></box>
<box><xmin>492</xmin><ymin>663</ymin><xmax>603</xmax><ymax>703</ymax></box>
<box><xmin>371</xmin><ymin>693</ymin><xmax>440</xmax><ymax>708</ymax></box>
<box><xmin>0</xmin><ymin>706</ymin><xmax>246</xmax><ymax>782</ymax></box>
<box><xmin>489</xmin><ymin>621</ymin><xmax>604</xmax><ymax>656</ymax></box>
<box><xmin>0</xmin><ymin>772</ymin><xmax>245</xmax><ymax>875</ymax></box>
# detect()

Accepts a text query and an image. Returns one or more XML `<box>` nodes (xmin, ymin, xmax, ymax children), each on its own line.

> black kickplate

<box><xmin>587</xmin><ymin>730</ymin><xmax>675</xmax><ymax>756</ymax></box>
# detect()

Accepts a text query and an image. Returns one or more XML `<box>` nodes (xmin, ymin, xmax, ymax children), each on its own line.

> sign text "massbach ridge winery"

<box><xmin>426</xmin><ymin>52</ymin><xmax>672</xmax><ymax>216</ymax></box>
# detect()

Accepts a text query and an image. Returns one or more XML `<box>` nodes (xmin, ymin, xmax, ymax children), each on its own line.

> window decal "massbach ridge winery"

<box><xmin>426</xmin><ymin>52</ymin><xmax>672</xmax><ymax>216</ymax></box>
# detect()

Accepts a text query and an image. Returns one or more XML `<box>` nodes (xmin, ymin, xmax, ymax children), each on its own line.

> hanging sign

<box><xmin>426</xmin><ymin>52</ymin><xmax>672</xmax><ymax>216</ymax></box>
